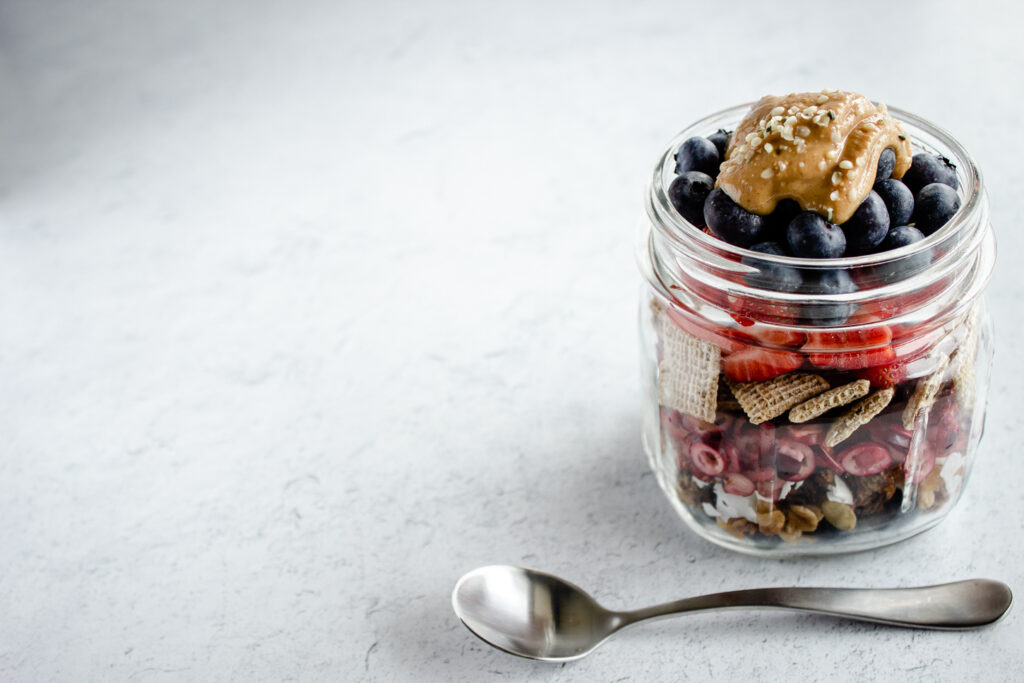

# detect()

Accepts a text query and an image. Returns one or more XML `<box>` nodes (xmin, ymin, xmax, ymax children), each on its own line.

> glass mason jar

<box><xmin>637</xmin><ymin>104</ymin><xmax>995</xmax><ymax>556</ymax></box>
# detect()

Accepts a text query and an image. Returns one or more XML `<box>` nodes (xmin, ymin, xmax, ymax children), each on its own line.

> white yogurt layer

<box><xmin>754</xmin><ymin>479</ymin><xmax>803</xmax><ymax>504</ymax></box>
<box><xmin>826</xmin><ymin>476</ymin><xmax>854</xmax><ymax>505</ymax></box>
<box><xmin>938</xmin><ymin>452</ymin><xmax>965</xmax><ymax>497</ymax></box>
<box><xmin>701</xmin><ymin>483</ymin><xmax>758</xmax><ymax>523</ymax></box>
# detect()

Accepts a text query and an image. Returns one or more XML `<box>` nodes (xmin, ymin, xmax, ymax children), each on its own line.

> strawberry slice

<box><xmin>803</xmin><ymin>325</ymin><xmax>893</xmax><ymax>351</ymax></box>
<box><xmin>725</xmin><ymin>293</ymin><xmax>799</xmax><ymax>326</ymax></box>
<box><xmin>727</xmin><ymin>312</ymin><xmax>757</xmax><ymax>327</ymax></box>
<box><xmin>890</xmin><ymin>326</ymin><xmax>944</xmax><ymax>357</ymax></box>
<box><xmin>724</xmin><ymin>325</ymin><xmax>806</xmax><ymax>350</ymax></box>
<box><xmin>722</xmin><ymin>346</ymin><xmax>804</xmax><ymax>382</ymax></box>
<box><xmin>718</xmin><ymin>327</ymin><xmax>757</xmax><ymax>346</ymax></box>
<box><xmin>857</xmin><ymin>359</ymin><xmax>907</xmax><ymax>388</ymax></box>
<box><xmin>808</xmin><ymin>344</ymin><xmax>896</xmax><ymax>370</ymax></box>
<box><xmin>803</xmin><ymin>325</ymin><xmax>895</xmax><ymax>370</ymax></box>
<box><xmin>853</xmin><ymin>298</ymin><xmax>902</xmax><ymax>322</ymax></box>
<box><xmin>747</xmin><ymin>326</ymin><xmax>807</xmax><ymax>349</ymax></box>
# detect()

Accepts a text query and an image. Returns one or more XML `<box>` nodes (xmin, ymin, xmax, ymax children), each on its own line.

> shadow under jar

<box><xmin>637</xmin><ymin>104</ymin><xmax>995</xmax><ymax>556</ymax></box>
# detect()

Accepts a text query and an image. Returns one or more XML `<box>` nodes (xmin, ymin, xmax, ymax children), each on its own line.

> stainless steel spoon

<box><xmin>452</xmin><ymin>565</ymin><xmax>1012</xmax><ymax>662</ymax></box>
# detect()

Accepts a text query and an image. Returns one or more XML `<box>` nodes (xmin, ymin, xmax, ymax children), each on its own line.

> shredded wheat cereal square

<box><xmin>950</xmin><ymin>310</ymin><xmax>979</xmax><ymax>410</ymax></box>
<box><xmin>657</xmin><ymin>312</ymin><xmax>720</xmax><ymax>423</ymax></box>
<box><xmin>789</xmin><ymin>379</ymin><xmax>870</xmax><ymax>423</ymax></box>
<box><xmin>826</xmin><ymin>387</ymin><xmax>895</xmax><ymax>447</ymax></box>
<box><xmin>902</xmin><ymin>354</ymin><xmax>951</xmax><ymax>430</ymax></box>
<box><xmin>727</xmin><ymin>373</ymin><xmax>829</xmax><ymax>425</ymax></box>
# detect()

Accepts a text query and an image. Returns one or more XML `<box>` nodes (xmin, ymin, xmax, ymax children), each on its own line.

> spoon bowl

<box><xmin>452</xmin><ymin>565</ymin><xmax>1012</xmax><ymax>662</ymax></box>
<box><xmin>452</xmin><ymin>565</ymin><xmax>621</xmax><ymax>661</ymax></box>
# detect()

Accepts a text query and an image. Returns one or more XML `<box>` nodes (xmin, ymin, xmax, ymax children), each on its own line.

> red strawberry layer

<box><xmin>722</xmin><ymin>346</ymin><xmax>804</xmax><ymax>382</ymax></box>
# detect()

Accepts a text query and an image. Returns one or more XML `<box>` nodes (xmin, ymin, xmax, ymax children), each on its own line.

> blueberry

<box><xmin>873</xmin><ymin>178</ymin><xmax>914</xmax><ymax>227</ymax></box>
<box><xmin>815</xmin><ymin>268</ymin><xmax>856</xmax><ymax>294</ymax></box>
<box><xmin>675</xmin><ymin>136</ymin><xmax>721</xmax><ymax>177</ymax></box>
<box><xmin>876</xmin><ymin>147</ymin><xmax>896</xmax><ymax>181</ymax></box>
<box><xmin>841</xmin><ymin>191</ymin><xmax>889</xmax><ymax>253</ymax></box>
<box><xmin>703</xmin><ymin>188</ymin><xmax>767</xmax><ymax>247</ymax></box>
<box><xmin>901</xmin><ymin>153</ymin><xmax>958</xmax><ymax>195</ymax></box>
<box><xmin>707</xmin><ymin>129</ymin><xmax>732</xmax><ymax>160</ymax></box>
<box><xmin>880</xmin><ymin>224</ymin><xmax>926</xmax><ymax>251</ymax></box>
<box><xmin>913</xmin><ymin>182</ymin><xmax>961</xmax><ymax>235</ymax></box>
<box><xmin>742</xmin><ymin>242</ymin><xmax>802</xmax><ymax>293</ymax></box>
<box><xmin>876</xmin><ymin>226</ymin><xmax>931</xmax><ymax>283</ymax></box>
<box><xmin>786</xmin><ymin>211</ymin><xmax>846</xmax><ymax>258</ymax></box>
<box><xmin>764</xmin><ymin>198</ymin><xmax>801</xmax><ymax>241</ymax></box>
<box><xmin>801</xmin><ymin>269</ymin><xmax>857</xmax><ymax>325</ymax></box>
<box><xmin>668</xmin><ymin>171</ymin><xmax>714</xmax><ymax>226</ymax></box>
<box><xmin>748</xmin><ymin>241</ymin><xmax>788</xmax><ymax>256</ymax></box>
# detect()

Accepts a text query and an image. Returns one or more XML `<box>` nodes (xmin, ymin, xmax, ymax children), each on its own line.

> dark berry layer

<box><xmin>666</xmin><ymin>130</ymin><xmax>961</xmax><ymax>280</ymax></box>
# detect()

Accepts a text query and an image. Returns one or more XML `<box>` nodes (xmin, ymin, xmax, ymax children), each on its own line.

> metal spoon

<box><xmin>452</xmin><ymin>565</ymin><xmax>1012</xmax><ymax>662</ymax></box>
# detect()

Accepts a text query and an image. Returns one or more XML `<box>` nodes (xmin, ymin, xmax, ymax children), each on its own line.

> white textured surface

<box><xmin>1</xmin><ymin>1</ymin><xmax>1023</xmax><ymax>680</ymax></box>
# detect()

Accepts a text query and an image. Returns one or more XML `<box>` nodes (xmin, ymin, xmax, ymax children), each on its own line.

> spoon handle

<box><xmin>622</xmin><ymin>579</ymin><xmax>1012</xmax><ymax>630</ymax></box>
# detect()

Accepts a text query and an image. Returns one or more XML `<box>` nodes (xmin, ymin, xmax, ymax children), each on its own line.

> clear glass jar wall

<box><xmin>637</xmin><ymin>105</ymin><xmax>995</xmax><ymax>556</ymax></box>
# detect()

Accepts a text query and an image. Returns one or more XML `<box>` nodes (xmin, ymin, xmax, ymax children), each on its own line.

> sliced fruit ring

<box><xmin>720</xmin><ymin>441</ymin><xmax>742</xmax><ymax>473</ymax></box>
<box><xmin>758</xmin><ymin>422</ymin><xmax>777</xmax><ymax>459</ymax></box>
<box><xmin>815</xmin><ymin>448</ymin><xmax>845</xmax><ymax>472</ymax></box>
<box><xmin>689</xmin><ymin>441</ymin><xmax>727</xmax><ymax>478</ymax></box>
<box><xmin>660</xmin><ymin>408</ymin><xmax>690</xmax><ymax>441</ymax></box>
<box><xmin>747</xmin><ymin>466</ymin><xmax>777</xmax><ymax>482</ymax></box>
<box><xmin>783</xmin><ymin>423</ymin><xmax>826</xmax><ymax>446</ymax></box>
<box><xmin>837</xmin><ymin>443</ymin><xmax>893</xmax><ymax>476</ymax></box>
<box><xmin>926</xmin><ymin>404</ymin><xmax>960</xmax><ymax>455</ymax></box>
<box><xmin>883</xmin><ymin>444</ymin><xmax>909</xmax><ymax>465</ymax></box>
<box><xmin>723</xmin><ymin>473</ymin><xmax>755</xmax><ymax>496</ymax></box>
<box><xmin>776</xmin><ymin>441</ymin><xmax>816</xmax><ymax>481</ymax></box>
<box><xmin>681</xmin><ymin>413</ymin><xmax>723</xmax><ymax>437</ymax></box>
<box><xmin>729</xmin><ymin>427</ymin><xmax>760</xmax><ymax>461</ymax></box>
<box><xmin>868</xmin><ymin>421</ymin><xmax>913</xmax><ymax>450</ymax></box>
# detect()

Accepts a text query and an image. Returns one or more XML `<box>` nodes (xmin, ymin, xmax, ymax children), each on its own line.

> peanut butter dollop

<box><xmin>716</xmin><ymin>90</ymin><xmax>912</xmax><ymax>224</ymax></box>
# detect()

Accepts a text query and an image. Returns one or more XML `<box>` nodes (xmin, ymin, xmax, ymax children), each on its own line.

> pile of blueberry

<box><xmin>668</xmin><ymin>132</ymin><xmax>961</xmax><ymax>260</ymax></box>
<box><xmin>668</xmin><ymin>131</ymin><xmax>962</xmax><ymax>325</ymax></box>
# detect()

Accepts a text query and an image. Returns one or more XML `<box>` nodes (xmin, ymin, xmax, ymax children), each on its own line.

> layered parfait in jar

<box><xmin>639</xmin><ymin>90</ymin><xmax>994</xmax><ymax>554</ymax></box>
